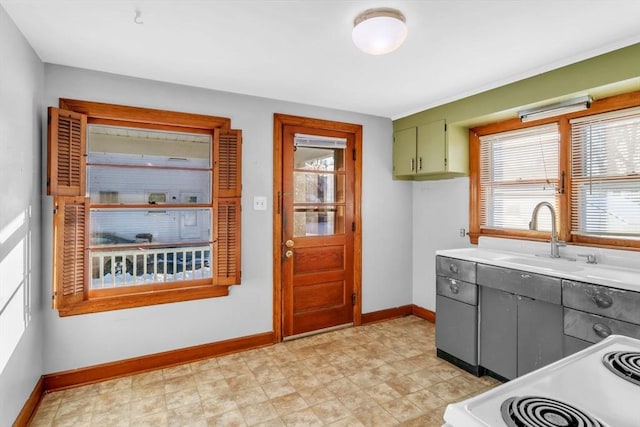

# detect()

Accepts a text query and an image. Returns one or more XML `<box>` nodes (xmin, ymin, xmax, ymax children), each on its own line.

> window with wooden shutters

<box><xmin>479</xmin><ymin>124</ymin><xmax>560</xmax><ymax>232</ymax></box>
<box><xmin>570</xmin><ymin>107</ymin><xmax>640</xmax><ymax>239</ymax></box>
<box><xmin>48</xmin><ymin>100</ymin><xmax>242</xmax><ymax>316</ymax></box>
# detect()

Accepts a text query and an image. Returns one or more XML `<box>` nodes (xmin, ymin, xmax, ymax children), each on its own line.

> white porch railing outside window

<box><xmin>90</xmin><ymin>245</ymin><xmax>211</xmax><ymax>288</ymax></box>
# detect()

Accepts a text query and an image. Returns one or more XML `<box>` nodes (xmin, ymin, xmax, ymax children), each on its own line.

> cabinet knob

<box><xmin>591</xmin><ymin>293</ymin><xmax>613</xmax><ymax>309</ymax></box>
<box><xmin>593</xmin><ymin>323</ymin><xmax>612</xmax><ymax>338</ymax></box>
<box><xmin>449</xmin><ymin>280</ymin><xmax>459</xmax><ymax>294</ymax></box>
<box><xmin>449</xmin><ymin>263</ymin><xmax>459</xmax><ymax>274</ymax></box>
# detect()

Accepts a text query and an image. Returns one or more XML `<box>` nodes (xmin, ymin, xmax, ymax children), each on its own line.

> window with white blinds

<box><xmin>570</xmin><ymin>107</ymin><xmax>640</xmax><ymax>238</ymax></box>
<box><xmin>480</xmin><ymin>124</ymin><xmax>559</xmax><ymax>231</ymax></box>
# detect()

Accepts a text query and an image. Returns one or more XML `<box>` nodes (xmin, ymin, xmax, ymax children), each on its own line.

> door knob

<box><xmin>285</xmin><ymin>240</ymin><xmax>294</xmax><ymax>248</ymax></box>
<box><xmin>285</xmin><ymin>250</ymin><xmax>293</xmax><ymax>258</ymax></box>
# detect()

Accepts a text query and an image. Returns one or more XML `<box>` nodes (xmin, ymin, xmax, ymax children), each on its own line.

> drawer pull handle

<box><xmin>591</xmin><ymin>293</ymin><xmax>613</xmax><ymax>309</ymax></box>
<box><xmin>449</xmin><ymin>282</ymin><xmax>459</xmax><ymax>294</ymax></box>
<box><xmin>593</xmin><ymin>323</ymin><xmax>612</xmax><ymax>338</ymax></box>
<box><xmin>449</xmin><ymin>263</ymin><xmax>459</xmax><ymax>274</ymax></box>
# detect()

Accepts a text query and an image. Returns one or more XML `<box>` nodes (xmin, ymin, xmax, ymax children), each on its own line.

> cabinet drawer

<box><xmin>564</xmin><ymin>308</ymin><xmax>640</xmax><ymax>344</ymax></box>
<box><xmin>436</xmin><ymin>256</ymin><xmax>476</xmax><ymax>283</ymax></box>
<box><xmin>436</xmin><ymin>276</ymin><xmax>477</xmax><ymax>305</ymax></box>
<box><xmin>562</xmin><ymin>280</ymin><xmax>640</xmax><ymax>325</ymax></box>
<box><xmin>477</xmin><ymin>263</ymin><xmax>561</xmax><ymax>304</ymax></box>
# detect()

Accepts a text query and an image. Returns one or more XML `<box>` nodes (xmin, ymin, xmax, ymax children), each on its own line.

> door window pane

<box><xmin>294</xmin><ymin>206</ymin><xmax>344</xmax><ymax>237</ymax></box>
<box><xmin>293</xmin><ymin>172</ymin><xmax>345</xmax><ymax>203</ymax></box>
<box><xmin>294</xmin><ymin>146</ymin><xmax>344</xmax><ymax>171</ymax></box>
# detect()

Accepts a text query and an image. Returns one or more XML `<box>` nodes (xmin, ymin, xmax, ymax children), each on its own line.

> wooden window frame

<box><xmin>48</xmin><ymin>99</ymin><xmax>242</xmax><ymax>316</ymax></box>
<box><xmin>469</xmin><ymin>90</ymin><xmax>640</xmax><ymax>250</ymax></box>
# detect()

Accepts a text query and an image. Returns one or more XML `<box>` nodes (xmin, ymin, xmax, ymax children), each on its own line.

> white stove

<box><xmin>443</xmin><ymin>335</ymin><xmax>640</xmax><ymax>427</ymax></box>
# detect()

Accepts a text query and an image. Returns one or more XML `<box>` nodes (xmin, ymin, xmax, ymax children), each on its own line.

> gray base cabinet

<box><xmin>479</xmin><ymin>286</ymin><xmax>563</xmax><ymax>380</ymax></box>
<box><xmin>517</xmin><ymin>296</ymin><xmax>563</xmax><ymax>376</ymax></box>
<box><xmin>563</xmin><ymin>334</ymin><xmax>591</xmax><ymax>357</ymax></box>
<box><xmin>436</xmin><ymin>294</ymin><xmax>478</xmax><ymax>365</ymax></box>
<box><xmin>479</xmin><ymin>287</ymin><xmax>517</xmax><ymax>379</ymax></box>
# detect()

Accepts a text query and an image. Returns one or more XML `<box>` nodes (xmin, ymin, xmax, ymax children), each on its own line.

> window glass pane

<box><xmin>293</xmin><ymin>172</ymin><xmax>345</xmax><ymax>203</ymax></box>
<box><xmin>89</xmin><ymin>208</ymin><xmax>212</xmax><ymax>288</ymax></box>
<box><xmin>294</xmin><ymin>206</ymin><xmax>344</xmax><ymax>237</ymax></box>
<box><xmin>480</xmin><ymin>124</ymin><xmax>559</xmax><ymax>231</ymax></box>
<box><xmin>88</xmin><ymin>166</ymin><xmax>211</xmax><ymax>204</ymax></box>
<box><xmin>571</xmin><ymin>107</ymin><xmax>640</xmax><ymax>238</ymax></box>
<box><xmin>294</xmin><ymin>146</ymin><xmax>344</xmax><ymax>171</ymax></box>
<box><xmin>90</xmin><ymin>208</ymin><xmax>211</xmax><ymax>246</ymax></box>
<box><xmin>574</xmin><ymin>180</ymin><xmax>640</xmax><ymax>236</ymax></box>
<box><xmin>485</xmin><ymin>185</ymin><xmax>557</xmax><ymax>230</ymax></box>
<box><xmin>87</xmin><ymin>125</ymin><xmax>211</xmax><ymax>168</ymax></box>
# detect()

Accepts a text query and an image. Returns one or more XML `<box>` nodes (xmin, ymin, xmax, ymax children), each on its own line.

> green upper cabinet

<box><xmin>393</xmin><ymin>120</ymin><xmax>468</xmax><ymax>180</ymax></box>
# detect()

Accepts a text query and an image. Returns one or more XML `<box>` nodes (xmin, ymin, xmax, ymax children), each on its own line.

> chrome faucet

<box><xmin>529</xmin><ymin>201</ymin><xmax>564</xmax><ymax>258</ymax></box>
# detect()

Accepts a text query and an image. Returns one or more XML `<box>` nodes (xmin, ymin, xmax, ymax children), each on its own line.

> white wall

<box><xmin>43</xmin><ymin>65</ymin><xmax>414</xmax><ymax>373</ymax></box>
<box><xmin>412</xmin><ymin>178</ymin><xmax>474</xmax><ymax>311</ymax></box>
<box><xmin>0</xmin><ymin>6</ymin><xmax>45</xmax><ymax>425</ymax></box>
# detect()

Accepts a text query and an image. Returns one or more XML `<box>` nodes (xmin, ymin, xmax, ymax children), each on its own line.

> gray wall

<box><xmin>412</xmin><ymin>178</ymin><xmax>474</xmax><ymax>310</ymax></box>
<box><xmin>42</xmin><ymin>65</ymin><xmax>414</xmax><ymax>373</ymax></box>
<box><xmin>0</xmin><ymin>6</ymin><xmax>45</xmax><ymax>425</ymax></box>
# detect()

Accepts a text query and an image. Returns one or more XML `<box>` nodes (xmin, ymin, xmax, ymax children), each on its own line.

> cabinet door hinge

<box><xmin>444</xmin><ymin>123</ymin><xmax>447</xmax><ymax>132</ymax></box>
<box><xmin>351</xmin><ymin>293</ymin><xmax>356</xmax><ymax>306</ymax></box>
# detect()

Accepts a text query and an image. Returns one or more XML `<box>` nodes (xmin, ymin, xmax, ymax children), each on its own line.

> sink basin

<box><xmin>502</xmin><ymin>256</ymin><xmax>584</xmax><ymax>273</ymax></box>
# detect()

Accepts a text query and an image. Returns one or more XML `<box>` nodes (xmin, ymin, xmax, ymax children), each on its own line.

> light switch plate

<box><xmin>253</xmin><ymin>196</ymin><xmax>267</xmax><ymax>211</ymax></box>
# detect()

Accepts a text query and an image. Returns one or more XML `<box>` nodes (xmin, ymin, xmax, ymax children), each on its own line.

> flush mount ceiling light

<box><xmin>518</xmin><ymin>96</ymin><xmax>592</xmax><ymax>122</ymax></box>
<box><xmin>352</xmin><ymin>8</ymin><xmax>407</xmax><ymax>55</ymax></box>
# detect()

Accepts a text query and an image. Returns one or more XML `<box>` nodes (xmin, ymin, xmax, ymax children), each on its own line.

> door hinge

<box><xmin>351</xmin><ymin>293</ymin><xmax>356</xmax><ymax>306</ymax></box>
<box><xmin>53</xmin><ymin>203</ymin><xmax>58</xmax><ymax>214</ymax></box>
<box><xmin>352</xmin><ymin>222</ymin><xmax>356</xmax><ymax>232</ymax></box>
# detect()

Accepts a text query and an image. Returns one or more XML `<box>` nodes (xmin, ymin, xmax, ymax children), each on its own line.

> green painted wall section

<box><xmin>394</xmin><ymin>43</ymin><xmax>640</xmax><ymax>131</ymax></box>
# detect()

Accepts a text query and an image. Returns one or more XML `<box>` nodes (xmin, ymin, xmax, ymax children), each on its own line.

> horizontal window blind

<box><xmin>570</xmin><ymin>107</ymin><xmax>640</xmax><ymax>237</ymax></box>
<box><xmin>480</xmin><ymin>124</ymin><xmax>559</xmax><ymax>231</ymax></box>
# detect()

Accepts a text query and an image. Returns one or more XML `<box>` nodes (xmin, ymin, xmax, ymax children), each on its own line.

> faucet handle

<box><xmin>577</xmin><ymin>253</ymin><xmax>597</xmax><ymax>264</ymax></box>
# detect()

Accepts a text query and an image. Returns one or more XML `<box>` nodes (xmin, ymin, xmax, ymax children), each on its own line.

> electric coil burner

<box><xmin>443</xmin><ymin>335</ymin><xmax>640</xmax><ymax>427</ymax></box>
<box><xmin>602</xmin><ymin>351</ymin><xmax>640</xmax><ymax>386</ymax></box>
<box><xmin>501</xmin><ymin>396</ymin><xmax>606</xmax><ymax>427</ymax></box>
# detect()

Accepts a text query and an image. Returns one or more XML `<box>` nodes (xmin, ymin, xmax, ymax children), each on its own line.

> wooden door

<box><xmin>281</xmin><ymin>125</ymin><xmax>355</xmax><ymax>337</ymax></box>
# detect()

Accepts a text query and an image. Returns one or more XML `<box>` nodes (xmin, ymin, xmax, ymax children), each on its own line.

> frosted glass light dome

<box><xmin>352</xmin><ymin>8</ymin><xmax>407</xmax><ymax>55</ymax></box>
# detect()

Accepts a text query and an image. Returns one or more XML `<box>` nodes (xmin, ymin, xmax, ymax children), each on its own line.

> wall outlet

<box><xmin>253</xmin><ymin>196</ymin><xmax>267</xmax><ymax>211</ymax></box>
<box><xmin>459</xmin><ymin>228</ymin><xmax>466</xmax><ymax>237</ymax></box>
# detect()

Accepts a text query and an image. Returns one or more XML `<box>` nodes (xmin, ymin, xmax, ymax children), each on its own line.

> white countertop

<box><xmin>436</xmin><ymin>238</ymin><xmax>640</xmax><ymax>292</ymax></box>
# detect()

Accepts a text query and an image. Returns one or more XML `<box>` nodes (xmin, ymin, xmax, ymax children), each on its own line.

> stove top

<box><xmin>501</xmin><ymin>396</ymin><xmax>606</xmax><ymax>427</ymax></box>
<box><xmin>443</xmin><ymin>335</ymin><xmax>640</xmax><ymax>427</ymax></box>
<box><xmin>602</xmin><ymin>351</ymin><xmax>640</xmax><ymax>387</ymax></box>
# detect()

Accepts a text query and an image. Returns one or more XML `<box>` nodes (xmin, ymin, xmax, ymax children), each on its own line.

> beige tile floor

<box><xmin>29</xmin><ymin>316</ymin><xmax>500</xmax><ymax>427</ymax></box>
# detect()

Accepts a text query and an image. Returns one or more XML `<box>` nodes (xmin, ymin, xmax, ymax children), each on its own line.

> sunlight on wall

<box><xmin>0</xmin><ymin>209</ymin><xmax>31</xmax><ymax>374</ymax></box>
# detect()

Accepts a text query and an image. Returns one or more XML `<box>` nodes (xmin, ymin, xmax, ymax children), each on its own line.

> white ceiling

<box><xmin>2</xmin><ymin>0</ymin><xmax>640</xmax><ymax>119</ymax></box>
